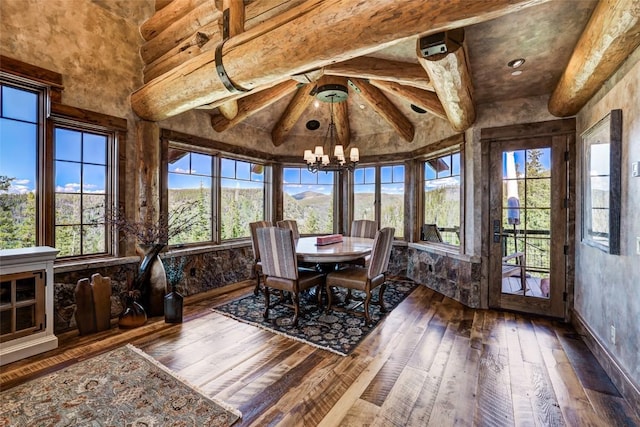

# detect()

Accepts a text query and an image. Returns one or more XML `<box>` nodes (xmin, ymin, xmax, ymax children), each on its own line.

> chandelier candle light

<box><xmin>303</xmin><ymin>83</ymin><xmax>359</xmax><ymax>173</ymax></box>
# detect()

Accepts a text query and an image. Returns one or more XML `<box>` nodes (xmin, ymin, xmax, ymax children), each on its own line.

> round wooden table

<box><xmin>295</xmin><ymin>236</ymin><xmax>374</xmax><ymax>264</ymax></box>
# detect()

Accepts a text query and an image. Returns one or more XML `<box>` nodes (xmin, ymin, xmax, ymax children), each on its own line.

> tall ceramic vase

<box><xmin>138</xmin><ymin>244</ymin><xmax>167</xmax><ymax>317</ymax></box>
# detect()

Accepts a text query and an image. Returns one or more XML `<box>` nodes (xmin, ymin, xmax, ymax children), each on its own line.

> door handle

<box><xmin>493</xmin><ymin>219</ymin><xmax>501</xmax><ymax>243</ymax></box>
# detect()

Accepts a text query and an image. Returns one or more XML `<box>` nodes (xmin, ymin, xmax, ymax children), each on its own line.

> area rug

<box><xmin>0</xmin><ymin>344</ymin><xmax>241</xmax><ymax>426</ymax></box>
<box><xmin>213</xmin><ymin>277</ymin><xmax>417</xmax><ymax>356</ymax></box>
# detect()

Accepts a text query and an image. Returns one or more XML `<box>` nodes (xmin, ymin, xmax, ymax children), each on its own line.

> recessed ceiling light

<box><xmin>306</xmin><ymin>120</ymin><xmax>320</xmax><ymax>131</ymax></box>
<box><xmin>507</xmin><ymin>58</ymin><xmax>526</xmax><ymax>68</ymax></box>
<box><xmin>313</xmin><ymin>100</ymin><xmax>320</xmax><ymax>109</ymax></box>
<box><xmin>359</xmin><ymin>104</ymin><xmax>366</xmax><ymax>110</ymax></box>
<box><xmin>511</xmin><ymin>70</ymin><xmax>523</xmax><ymax>76</ymax></box>
<box><xmin>411</xmin><ymin>104</ymin><xmax>427</xmax><ymax>114</ymax></box>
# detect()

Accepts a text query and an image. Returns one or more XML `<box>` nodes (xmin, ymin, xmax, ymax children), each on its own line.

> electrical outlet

<box><xmin>610</xmin><ymin>325</ymin><xmax>616</xmax><ymax>345</ymax></box>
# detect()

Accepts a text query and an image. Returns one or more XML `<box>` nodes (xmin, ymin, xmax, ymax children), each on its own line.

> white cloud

<box><xmin>56</xmin><ymin>183</ymin><xmax>81</xmax><ymax>193</ymax></box>
<box><xmin>173</xmin><ymin>167</ymin><xmax>196</xmax><ymax>174</ymax></box>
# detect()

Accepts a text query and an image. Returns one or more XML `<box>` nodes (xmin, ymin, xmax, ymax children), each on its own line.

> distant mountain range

<box><xmin>291</xmin><ymin>191</ymin><xmax>328</xmax><ymax>200</ymax></box>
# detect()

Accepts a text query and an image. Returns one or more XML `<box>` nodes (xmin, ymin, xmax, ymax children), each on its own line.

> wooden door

<box><xmin>484</xmin><ymin>122</ymin><xmax>573</xmax><ymax>318</ymax></box>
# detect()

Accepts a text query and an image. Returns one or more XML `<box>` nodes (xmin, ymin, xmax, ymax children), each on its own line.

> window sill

<box><xmin>408</xmin><ymin>242</ymin><xmax>479</xmax><ymax>263</ymax></box>
<box><xmin>54</xmin><ymin>240</ymin><xmax>252</xmax><ymax>273</ymax></box>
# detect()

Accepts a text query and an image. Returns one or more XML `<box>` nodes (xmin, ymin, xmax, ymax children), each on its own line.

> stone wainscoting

<box><xmin>53</xmin><ymin>244</ymin><xmax>254</xmax><ymax>334</ymax></box>
<box><xmin>406</xmin><ymin>243</ymin><xmax>482</xmax><ymax>308</ymax></box>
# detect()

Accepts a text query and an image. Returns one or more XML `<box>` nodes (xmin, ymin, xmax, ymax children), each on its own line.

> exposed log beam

<box><xmin>349</xmin><ymin>78</ymin><xmax>414</xmax><ymax>142</ymax></box>
<box><xmin>144</xmin><ymin>22</ymin><xmax>219</xmax><ymax>83</ymax></box>
<box><xmin>132</xmin><ymin>0</ymin><xmax>547</xmax><ymax>122</ymax></box>
<box><xmin>218</xmin><ymin>0</ymin><xmax>246</xmax><ymax>120</ymax></box>
<box><xmin>417</xmin><ymin>30</ymin><xmax>475</xmax><ymax>132</ymax></box>
<box><xmin>548</xmin><ymin>0</ymin><xmax>640</xmax><ymax>117</ymax></box>
<box><xmin>271</xmin><ymin>84</ymin><xmax>314</xmax><ymax>146</ymax></box>
<box><xmin>370</xmin><ymin>79</ymin><xmax>447</xmax><ymax>120</ymax></box>
<box><xmin>141</xmin><ymin>0</ymin><xmax>208</xmax><ymax>41</ymax></box>
<box><xmin>324</xmin><ymin>56</ymin><xmax>433</xmax><ymax>91</ymax></box>
<box><xmin>141</xmin><ymin>2</ymin><xmax>221</xmax><ymax>65</ymax></box>
<box><xmin>333</xmin><ymin>97</ymin><xmax>350</xmax><ymax>149</ymax></box>
<box><xmin>211</xmin><ymin>79</ymin><xmax>299</xmax><ymax>132</ymax></box>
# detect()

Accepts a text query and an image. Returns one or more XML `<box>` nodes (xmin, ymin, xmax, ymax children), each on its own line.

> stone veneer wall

<box><xmin>53</xmin><ymin>246</ymin><xmax>254</xmax><ymax>334</ymax></box>
<box><xmin>406</xmin><ymin>246</ymin><xmax>482</xmax><ymax>308</ymax></box>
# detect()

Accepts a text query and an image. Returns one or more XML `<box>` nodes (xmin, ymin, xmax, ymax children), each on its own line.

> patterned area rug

<box><xmin>0</xmin><ymin>344</ymin><xmax>241</xmax><ymax>426</ymax></box>
<box><xmin>213</xmin><ymin>277</ymin><xmax>417</xmax><ymax>356</ymax></box>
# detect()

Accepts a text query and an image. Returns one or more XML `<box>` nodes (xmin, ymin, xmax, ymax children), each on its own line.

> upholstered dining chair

<box><xmin>326</xmin><ymin>227</ymin><xmax>395</xmax><ymax>324</ymax></box>
<box><xmin>257</xmin><ymin>227</ymin><xmax>325</xmax><ymax>326</ymax></box>
<box><xmin>345</xmin><ymin>219</ymin><xmax>378</xmax><ymax>267</ymax></box>
<box><xmin>249</xmin><ymin>220</ymin><xmax>272</xmax><ymax>295</ymax></box>
<box><xmin>350</xmin><ymin>219</ymin><xmax>377</xmax><ymax>239</ymax></box>
<box><xmin>277</xmin><ymin>219</ymin><xmax>300</xmax><ymax>240</ymax></box>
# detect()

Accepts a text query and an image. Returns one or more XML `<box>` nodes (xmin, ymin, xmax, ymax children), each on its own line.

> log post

<box><xmin>136</xmin><ymin>121</ymin><xmax>161</xmax><ymax>227</ymax></box>
<box><xmin>417</xmin><ymin>30</ymin><xmax>476</xmax><ymax>132</ymax></box>
<box><xmin>131</xmin><ymin>0</ymin><xmax>546</xmax><ymax>121</ymax></box>
<box><xmin>218</xmin><ymin>0</ymin><xmax>246</xmax><ymax>120</ymax></box>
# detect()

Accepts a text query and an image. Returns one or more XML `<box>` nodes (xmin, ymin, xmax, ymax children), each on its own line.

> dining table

<box><xmin>295</xmin><ymin>236</ymin><xmax>374</xmax><ymax>264</ymax></box>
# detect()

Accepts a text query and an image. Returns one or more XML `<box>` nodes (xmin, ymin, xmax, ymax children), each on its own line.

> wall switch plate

<box><xmin>633</xmin><ymin>161</ymin><xmax>639</xmax><ymax>177</ymax></box>
<box><xmin>610</xmin><ymin>325</ymin><xmax>616</xmax><ymax>345</ymax></box>
<box><xmin>637</xmin><ymin>237</ymin><xmax>640</xmax><ymax>255</ymax></box>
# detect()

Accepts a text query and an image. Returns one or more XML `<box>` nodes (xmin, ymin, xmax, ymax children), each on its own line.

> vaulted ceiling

<box><xmin>132</xmin><ymin>0</ymin><xmax>640</xmax><ymax>150</ymax></box>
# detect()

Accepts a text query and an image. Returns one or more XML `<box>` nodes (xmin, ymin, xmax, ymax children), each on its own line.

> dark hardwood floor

<box><xmin>2</xmin><ymin>281</ymin><xmax>638</xmax><ymax>426</ymax></box>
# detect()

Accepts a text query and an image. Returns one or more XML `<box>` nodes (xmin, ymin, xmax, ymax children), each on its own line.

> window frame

<box><xmin>50</xmin><ymin>120</ymin><xmax>117</xmax><ymax>258</ymax></box>
<box><xmin>281</xmin><ymin>165</ymin><xmax>338</xmax><ymax>235</ymax></box>
<box><xmin>349</xmin><ymin>162</ymin><xmax>406</xmax><ymax>239</ymax></box>
<box><xmin>419</xmin><ymin>146</ymin><xmax>465</xmax><ymax>251</ymax></box>
<box><xmin>162</xmin><ymin>138</ymin><xmax>271</xmax><ymax>247</ymax></box>
<box><xmin>580</xmin><ymin>109</ymin><xmax>622</xmax><ymax>254</ymax></box>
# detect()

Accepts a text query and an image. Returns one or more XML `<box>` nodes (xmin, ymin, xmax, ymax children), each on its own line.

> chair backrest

<box><xmin>257</xmin><ymin>227</ymin><xmax>299</xmax><ymax>280</ymax></box>
<box><xmin>350</xmin><ymin>219</ymin><xmax>377</xmax><ymax>239</ymax></box>
<box><xmin>367</xmin><ymin>227</ymin><xmax>395</xmax><ymax>279</ymax></box>
<box><xmin>421</xmin><ymin>223</ymin><xmax>443</xmax><ymax>242</ymax></box>
<box><xmin>277</xmin><ymin>219</ymin><xmax>300</xmax><ymax>240</ymax></box>
<box><xmin>249</xmin><ymin>220</ymin><xmax>272</xmax><ymax>261</ymax></box>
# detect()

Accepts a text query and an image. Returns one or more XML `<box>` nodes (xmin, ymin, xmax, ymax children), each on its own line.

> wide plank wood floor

<box><xmin>2</xmin><ymin>281</ymin><xmax>638</xmax><ymax>426</ymax></box>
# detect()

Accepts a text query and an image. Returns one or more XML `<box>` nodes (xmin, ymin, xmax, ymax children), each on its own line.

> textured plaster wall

<box><xmin>574</xmin><ymin>47</ymin><xmax>640</xmax><ymax>388</ymax></box>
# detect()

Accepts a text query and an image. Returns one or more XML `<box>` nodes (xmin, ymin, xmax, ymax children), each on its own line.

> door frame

<box><xmin>480</xmin><ymin>119</ymin><xmax>575</xmax><ymax>319</ymax></box>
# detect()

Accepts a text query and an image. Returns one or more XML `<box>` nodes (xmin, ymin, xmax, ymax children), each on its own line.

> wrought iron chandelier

<box><xmin>303</xmin><ymin>83</ymin><xmax>359</xmax><ymax>173</ymax></box>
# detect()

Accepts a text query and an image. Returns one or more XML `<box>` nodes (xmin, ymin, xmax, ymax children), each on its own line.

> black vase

<box><xmin>164</xmin><ymin>287</ymin><xmax>184</xmax><ymax>323</ymax></box>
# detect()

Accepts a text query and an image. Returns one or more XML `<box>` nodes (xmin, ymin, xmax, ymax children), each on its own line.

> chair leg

<box><xmin>378</xmin><ymin>282</ymin><xmax>388</xmax><ymax>313</ymax></box>
<box><xmin>253</xmin><ymin>265</ymin><xmax>261</xmax><ymax>296</ymax></box>
<box><xmin>363</xmin><ymin>290</ymin><xmax>372</xmax><ymax>324</ymax></box>
<box><xmin>292</xmin><ymin>292</ymin><xmax>300</xmax><ymax>326</ymax></box>
<box><xmin>263</xmin><ymin>286</ymin><xmax>270</xmax><ymax>319</ymax></box>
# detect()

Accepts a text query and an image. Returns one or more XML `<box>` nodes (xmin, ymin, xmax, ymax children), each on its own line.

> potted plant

<box><xmin>107</xmin><ymin>204</ymin><xmax>198</xmax><ymax>318</ymax></box>
<box><xmin>164</xmin><ymin>256</ymin><xmax>187</xmax><ymax>323</ymax></box>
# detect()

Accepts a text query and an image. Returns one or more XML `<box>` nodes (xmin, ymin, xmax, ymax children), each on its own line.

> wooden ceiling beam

<box><xmin>141</xmin><ymin>0</ymin><xmax>209</xmax><ymax>41</ymax></box>
<box><xmin>132</xmin><ymin>0</ymin><xmax>547</xmax><ymax>122</ymax></box>
<box><xmin>141</xmin><ymin>2</ymin><xmax>221</xmax><ymax>65</ymax></box>
<box><xmin>370</xmin><ymin>79</ymin><xmax>447</xmax><ymax>120</ymax></box>
<box><xmin>417</xmin><ymin>30</ymin><xmax>475</xmax><ymax>132</ymax></box>
<box><xmin>218</xmin><ymin>0</ymin><xmax>246</xmax><ymax>120</ymax></box>
<box><xmin>548</xmin><ymin>0</ymin><xmax>640</xmax><ymax>117</ymax></box>
<box><xmin>271</xmin><ymin>84</ymin><xmax>315</xmax><ymax>146</ymax></box>
<box><xmin>324</xmin><ymin>56</ymin><xmax>433</xmax><ymax>91</ymax></box>
<box><xmin>350</xmin><ymin>78</ymin><xmax>414</xmax><ymax>142</ymax></box>
<box><xmin>211</xmin><ymin>79</ymin><xmax>299</xmax><ymax>132</ymax></box>
<box><xmin>333</xmin><ymin>99</ymin><xmax>350</xmax><ymax>149</ymax></box>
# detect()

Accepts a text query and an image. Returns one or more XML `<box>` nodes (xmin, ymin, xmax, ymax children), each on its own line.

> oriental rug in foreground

<box><xmin>0</xmin><ymin>344</ymin><xmax>241</xmax><ymax>426</ymax></box>
<box><xmin>213</xmin><ymin>277</ymin><xmax>417</xmax><ymax>356</ymax></box>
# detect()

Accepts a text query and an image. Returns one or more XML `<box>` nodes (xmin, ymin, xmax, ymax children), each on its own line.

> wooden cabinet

<box><xmin>0</xmin><ymin>247</ymin><xmax>58</xmax><ymax>365</ymax></box>
<box><xmin>1</xmin><ymin>270</ymin><xmax>45</xmax><ymax>343</ymax></box>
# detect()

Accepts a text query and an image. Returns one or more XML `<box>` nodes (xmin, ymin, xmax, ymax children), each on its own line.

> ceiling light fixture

<box><xmin>507</xmin><ymin>58</ymin><xmax>526</xmax><ymax>68</ymax></box>
<box><xmin>303</xmin><ymin>83</ymin><xmax>359</xmax><ymax>173</ymax></box>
